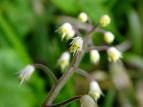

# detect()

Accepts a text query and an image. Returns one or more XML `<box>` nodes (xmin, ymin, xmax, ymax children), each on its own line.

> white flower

<box><xmin>80</xmin><ymin>95</ymin><xmax>98</xmax><ymax>107</ymax></box>
<box><xmin>99</xmin><ymin>14</ymin><xmax>111</xmax><ymax>27</ymax></box>
<box><xmin>107</xmin><ymin>47</ymin><xmax>122</xmax><ymax>62</ymax></box>
<box><xmin>19</xmin><ymin>65</ymin><xmax>35</xmax><ymax>86</ymax></box>
<box><xmin>90</xmin><ymin>50</ymin><xmax>100</xmax><ymax>64</ymax></box>
<box><xmin>104</xmin><ymin>32</ymin><xmax>115</xmax><ymax>44</ymax></box>
<box><xmin>58</xmin><ymin>52</ymin><xmax>70</xmax><ymax>70</ymax></box>
<box><xmin>89</xmin><ymin>81</ymin><xmax>103</xmax><ymax>101</ymax></box>
<box><xmin>78</xmin><ymin>12</ymin><xmax>88</xmax><ymax>22</ymax></box>
<box><xmin>70</xmin><ymin>36</ymin><xmax>83</xmax><ymax>55</ymax></box>
<box><xmin>57</xmin><ymin>22</ymin><xmax>75</xmax><ymax>40</ymax></box>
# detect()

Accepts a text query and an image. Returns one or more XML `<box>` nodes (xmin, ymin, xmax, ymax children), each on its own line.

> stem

<box><xmin>76</xmin><ymin>68</ymin><xmax>94</xmax><ymax>81</ymax></box>
<box><xmin>87</xmin><ymin>40</ymin><xmax>131</xmax><ymax>52</ymax></box>
<box><xmin>72</xmin><ymin>25</ymin><xmax>82</xmax><ymax>37</ymax></box>
<box><xmin>46</xmin><ymin>96</ymin><xmax>81</xmax><ymax>107</ymax></box>
<box><xmin>42</xmin><ymin>26</ymin><xmax>98</xmax><ymax>107</ymax></box>
<box><xmin>41</xmin><ymin>67</ymin><xmax>75</xmax><ymax>106</ymax></box>
<box><xmin>33</xmin><ymin>64</ymin><xmax>57</xmax><ymax>84</ymax></box>
<box><xmin>115</xmin><ymin>40</ymin><xmax>131</xmax><ymax>52</ymax></box>
<box><xmin>96</xmin><ymin>28</ymin><xmax>106</xmax><ymax>33</ymax></box>
<box><xmin>86</xmin><ymin>45</ymin><xmax>109</xmax><ymax>52</ymax></box>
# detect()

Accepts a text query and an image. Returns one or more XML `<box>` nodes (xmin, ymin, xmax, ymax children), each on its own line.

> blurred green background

<box><xmin>0</xmin><ymin>0</ymin><xmax>143</xmax><ymax>107</ymax></box>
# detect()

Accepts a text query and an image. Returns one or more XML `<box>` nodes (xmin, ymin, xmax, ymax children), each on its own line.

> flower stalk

<box><xmin>42</xmin><ymin>26</ymin><xmax>97</xmax><ymax>107</ymax></box>
<box><xmin>46</xmin><ymin>96</ymin><xmax>81</xmax><ymax>107</ymax></box>
<box><xmin>33</xmin><ymin>64</ymin><xmax>57</xmax><ymax>84</ymax></box>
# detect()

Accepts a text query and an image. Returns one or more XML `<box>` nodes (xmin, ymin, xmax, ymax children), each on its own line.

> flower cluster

<box><xmin>89</xmin><ymin>15</ymin><xmax>122</xmax><ymax>64</ymax></box>
<box><xmin>18</xmin><ymin>12</ymin><xmax>124</xmax><ymax>107</ymax></box>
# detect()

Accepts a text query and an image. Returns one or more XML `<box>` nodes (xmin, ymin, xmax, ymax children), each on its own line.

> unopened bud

<box><xmin>107</xmin><ymin>47</ymin><xmax>122</xmax><ymax>62</ymax></box>
<box><xmin>104</xmin><ymin>32</ymin><xmax>114</xmax><ymax>44</ymax></box>
<box><xmin>90</xmin><ymin>50</ymin><xmax>100</xmax><ymax>64</ymax></box>
<box><xmin>99</xmin><ymin>15</ymin><xmax>111</xmax><ymax>27</ymax></box>
<box><xmin>78</xmin><ymin>12</ymin><xmax>88</xmax><ymax>22</ymax></box>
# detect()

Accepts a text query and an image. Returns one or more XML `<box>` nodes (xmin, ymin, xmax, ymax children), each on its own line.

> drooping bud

<box><xmin>19</xmin><ymin>65</ymin><xmax>35</xmax><ymax>86</ymax></box>
<box><xmin>58</xmin><ymin>52</ymin><xmax>70</xmax><ymax>70</ymax></box>
<box><xmin>80</xmin><ymin>95</ymin><xmax>98</xmax><ymax>107</ymax></box>
<box><xmin>90</xmin><ymin>50</ymin><xmax>100</xmax><ymax>64</ymax></box>
<box><xmin>104</xmin><ymin>32</ymin><xmax>115</xmax><ymax>44</ymax></box>
<box><xmin>57</xmin><ymin>22</ymin><xmax>75</xmax><ymax>40</ymax></box>
<box><xmin>69</xmin><ymin>36</ymin><xmax>83</xmax><ymax>55</ymax></box>
<box><xmin>89</xmin><ymin>81</ymin><xmax>103</xmax><ymax>101</ymax></box>
<box><xmin>78</xmin><ymin>12</ymin><xmax>88</xmax><ymax>23</ymax></box>
<box><xmin>107</xmin><ymin>47</ymin><xmax>122</xmax><ymax>62</ymax></box>
<box><xmin>99</xmin><ymin>14</ymin><xmax>111</xmax><ymax>27</ymax></box>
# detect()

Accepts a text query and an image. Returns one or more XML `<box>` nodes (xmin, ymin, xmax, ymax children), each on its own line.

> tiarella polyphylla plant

<box><xmin>18</xmin><ymin>12</ymin><xmax>126</xmax><ymax>107</ymax></box>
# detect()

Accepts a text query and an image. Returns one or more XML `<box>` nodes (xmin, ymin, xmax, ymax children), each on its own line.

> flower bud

<box><xmin>70</xmin><ymin>36</ymin><xmax>83</xmax><ymax>55</ymax></box>
<box><xmin>104</xmin><ymin>32</ymin><xmax>114</xmax><ymax>44</ymax></box>
<box><xmin>107</xmin><ymin>47</ymin><xmax>122</xmax><ymax>62</ymax></box>
<box><xmin>78</xmin><ymin>12</ymin><xmax>88</xmax><ymax>22</ymax></box>
<box><xmin>58</xmin><ymin>52</ymin><xmax>70</xmax><ymax>70</ymax></box>
<box><xmin>90</xmin><ymin>50</ymin><xmax>100</xmax><ymax>64</ymax></box>
<box><xmin>57</xmin><ymin>22</ymin><xmax>75</xmax><ymax>40</ymax></box>
<box><xmin>89</xmin><ymin>81</ymin><xmax>102</xmax><ymax>101</ymax></box>
<box><xmin>99</xmin><ymin>15</ymin><xmax>111</xmax><ymax>27</ymax></box>
<box><xmin>19</xmin><ymin>65</ymin><xmax>35</xmax><ymax>86</ymax></box>
<box><xmin>80</xmin><ymin>95</ymin><xmax>98</xmax><ymax>107</ymax></box>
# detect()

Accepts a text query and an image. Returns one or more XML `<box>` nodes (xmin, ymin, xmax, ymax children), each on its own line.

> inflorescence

<box><xmin>18</xmin><ymin>12</ymin><xmax>123</xmax><ymax>107</ymax></box>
